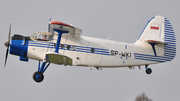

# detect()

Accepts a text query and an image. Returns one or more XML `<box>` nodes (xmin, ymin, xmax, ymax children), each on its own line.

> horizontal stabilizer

<box><xmin>144</xmin><ymin>39</ymin><xmax>167</xmax><ymax>44</ymax></box>
<box><xmin>45</xmin><ymin>52</ymin><xmax>72</xmax><ymax>66</ymax></box>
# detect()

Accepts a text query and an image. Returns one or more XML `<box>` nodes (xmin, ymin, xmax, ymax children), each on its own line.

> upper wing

<box><xmin>49</xmin><ymin>21</ymin><xmax>82</xmax><ymax>39</ymax></box>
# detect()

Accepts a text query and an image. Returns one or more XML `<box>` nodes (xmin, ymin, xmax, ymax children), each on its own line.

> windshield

<box><xmin>31</xmin><ymin>33</ymin><xmax>36</xmax><ymax>38</ymax></box>
<box><xmin>34</xmin><ymin>33</ymin><xmax>39</xmax><ymax>38</ymax></box>
<box><xmin>30</xmin><ymin>32</ymin><xmax>50</xmax><ymax>41</ymax></box>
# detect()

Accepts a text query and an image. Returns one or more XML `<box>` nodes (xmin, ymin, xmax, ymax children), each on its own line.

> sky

<box><xmin>0</xmin><ymin>0</ymin><xmax>180</xmax><ymax>101</ymax></box>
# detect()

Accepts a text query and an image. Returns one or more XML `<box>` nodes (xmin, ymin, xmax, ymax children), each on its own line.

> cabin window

<box><xmin>60</xmin><ymin>44</ymin><xmax>64</xmax><ymax>49</ymax></box>
<box><xmin>73</xmin><ymin>45</ymin><xmax>76</xmax><ymax>50</ymax></box>
<box><xmin>91</xmin><ymin>48</ymin><xmax>95</xmax><ymax>53</ymax></box>
<box><xmin>67</xmin><ymin>45</ymin><xmax>71</xmax><ymax>49</ymax></box>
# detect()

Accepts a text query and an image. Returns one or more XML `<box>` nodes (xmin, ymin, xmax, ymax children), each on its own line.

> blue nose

<box><xmin>10</xmin><ymin>34</ymin><xmax>29</xmax><ymax>58</ymax></box>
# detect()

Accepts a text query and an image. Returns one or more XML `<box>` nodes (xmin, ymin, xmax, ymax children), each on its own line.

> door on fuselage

<box><xmin>86</xmin><ymin>43</ymin><xmax>102</xmax><ymax>67</ymax></box>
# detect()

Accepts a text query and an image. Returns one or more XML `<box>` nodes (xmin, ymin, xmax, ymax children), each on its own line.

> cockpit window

<box><xmin>30</xmin><ymin>32</ymin><xmax>51</xmax><ymax>41</ymax></box>
<box><xmin>31</xmin><ymin>33</ymin><xmax>37</xmax><ymax>38</ymax></box>
<box><xmin>34</xmin><ymin>34</ymin><xmax>39</xmax><ymax>38</ymax></box>
<box><xmin>38</xmin><ymin>34</ymin><xmax>44</xmax><ymax>39</ymax></box>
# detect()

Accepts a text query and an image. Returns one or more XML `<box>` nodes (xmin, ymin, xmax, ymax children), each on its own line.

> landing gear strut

<box><xmin>33</xmin><ymin>61</ymin><xmax>50</xmax><ymax>83</ymax></box>
<box><xmin>145</xmin><ymin>65</ymin><xmax>152</xmax><ymax>74</ymax></box>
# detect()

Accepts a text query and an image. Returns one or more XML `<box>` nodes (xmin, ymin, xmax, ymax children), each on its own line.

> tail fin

<box><xmin>136</xmin><ymin>16</ymin><xmax>176</xmax><ymax>61</ymax></box>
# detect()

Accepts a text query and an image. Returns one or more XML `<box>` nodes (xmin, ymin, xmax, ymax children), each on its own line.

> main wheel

<box><xmin>145</xmin><ymin>68</ymin><xmax>152</xmax><ymax>74</ymax></box>
<box><xmin>33</xmin><ymin>71</ymin><xmax>44</xmax><ymax>83</ymax></box>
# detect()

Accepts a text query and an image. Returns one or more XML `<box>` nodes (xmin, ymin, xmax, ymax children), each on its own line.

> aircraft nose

<box><xmin>4</xmin><ymin>41</ymin><xmax>10</xmax><ymax>48</ymax></box>
<box><xmin>10</xmin><ymin>34</ymin><xmax>29</xmax><ymax>58</ymax></box>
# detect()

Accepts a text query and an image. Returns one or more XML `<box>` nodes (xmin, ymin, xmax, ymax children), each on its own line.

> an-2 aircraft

<box><xmin>4</xmin><ymin>16</ymin><xmax>176</xmax><ymax>83</ymax></box>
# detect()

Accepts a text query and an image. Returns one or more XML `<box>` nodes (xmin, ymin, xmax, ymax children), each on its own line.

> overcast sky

<box><xmin>0</xmin><ymin>0</ymin><xmax>180</xmax><ymax>101</ymax></box>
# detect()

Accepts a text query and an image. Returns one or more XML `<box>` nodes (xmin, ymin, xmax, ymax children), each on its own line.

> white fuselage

<box><xmin>27</xmin><ymin>33</ymin><xmax>163</xmax><ymax>68</ymax></box>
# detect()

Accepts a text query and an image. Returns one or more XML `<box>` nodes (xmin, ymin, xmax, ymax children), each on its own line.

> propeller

<box><xmin>4</xmin><ymin>21</ymin><xmax>12</xmax><ymax>68</ymax></box>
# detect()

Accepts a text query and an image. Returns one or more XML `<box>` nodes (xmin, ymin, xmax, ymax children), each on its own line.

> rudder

<box><xmin>164</xmin><ymin>17</ymin><xmax>176</xmax><ymax>61</ymax></box>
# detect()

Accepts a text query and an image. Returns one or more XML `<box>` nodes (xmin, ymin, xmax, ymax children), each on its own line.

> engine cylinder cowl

<box><xmin>10</xmin><ymin>34</ymin><xmax>30</xmax><ymax>58</ymax></box>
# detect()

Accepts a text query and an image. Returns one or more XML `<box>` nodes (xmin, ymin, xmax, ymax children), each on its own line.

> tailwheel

<box><xmin>33</xmin><ymin>71</ymin><xmax>44</xmax><ymax>83</ymax></box>
<box><xmin>145</xmin><ymin>68</ymin><xmax>152</xmax><ymax>74</ymax></box>
<box><xmin>145</xmin><ymin>65</ymin><xmax>152</xmax><ymax>74</ymax></box>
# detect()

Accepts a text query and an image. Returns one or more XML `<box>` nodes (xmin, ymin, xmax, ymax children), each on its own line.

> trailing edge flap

<box><xmin>45</xmin><ymin>52</ymin><xmax>72</xmax><ymax>65</ymax></box>
<box><xmin>49</xmin><ymin>21</ymin><xmax>82</xmax><ymax>39</ymax></box>
<box><xmin>144</xmin><ymin>39</ymin><xmax>167</xmax><ymax>44</ymax></box>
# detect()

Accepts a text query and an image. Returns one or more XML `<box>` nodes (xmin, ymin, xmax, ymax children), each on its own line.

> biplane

<box><xmin>4</xmin><ymin>16</ymin><xmax>176</xmax><ymax>82</ymax></box>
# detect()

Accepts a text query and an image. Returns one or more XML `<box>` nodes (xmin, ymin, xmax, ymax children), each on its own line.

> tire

<box><xmin>33</xmin><ymin>71</ymin><xmax>44</xmax><ymax>83</ymax></box>
<box><xmin>146</xmin><ymin>68</ymin><xmax>152</xmax><ymax>74</ymax></box>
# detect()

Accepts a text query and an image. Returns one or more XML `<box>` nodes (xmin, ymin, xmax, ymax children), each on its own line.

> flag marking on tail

<box><xmin>150</xmin><ymin>26</ymin><xmax>159</xmax><ymax>30</ymax></box>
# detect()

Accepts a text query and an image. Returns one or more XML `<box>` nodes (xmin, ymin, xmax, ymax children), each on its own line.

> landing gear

<box><xmin>33</xmin><ymin>61</ymin><xmax>50</xmax><ymax>83</ymax></box>
<box><xmin>33</xmin><ymin>71</ymin><xmax>44</xmax><ymax>82</ymax></box>
<box><xmin>145</xmin><ymin>65</ymin><xmax>152</xmax><ymax>74</ymax></box>
<box><xmin>146</xmin><ymin>68</ymin><xmax>152</xmax><ymax>74</ymax></box>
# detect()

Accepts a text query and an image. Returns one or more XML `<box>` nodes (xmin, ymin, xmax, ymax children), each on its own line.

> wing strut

<box><xmin>53</xmin><ymin>29</ymin><xmax>69</xmax><ymax>53</ymax></box>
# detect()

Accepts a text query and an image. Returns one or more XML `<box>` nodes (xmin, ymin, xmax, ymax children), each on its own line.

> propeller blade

<box><xmin>4</xmin><ymin>48</ymin><xmax>9</xmax><ymax>68</ymax></box>
<box><xmin>4</xmin><ymin>21</ymin><xmax>12</xmax><ymax>68</ymax></box>
<box><xmin>8</xmin><ymin>21</ymin><xmax>12</xmax><ymax>43</ymax></box>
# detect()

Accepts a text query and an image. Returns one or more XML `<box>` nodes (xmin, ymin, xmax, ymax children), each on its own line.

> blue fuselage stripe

<box><xmin>28</xmin><ymin>41</ymin><xmax>110</xmax><ymax>56</ymax></box>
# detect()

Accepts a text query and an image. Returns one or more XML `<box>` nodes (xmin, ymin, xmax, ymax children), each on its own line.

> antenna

<box><xmin>107</xmin><ymin>33</ymin><xmax>113</xmax><ymax>40</ymax></box>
